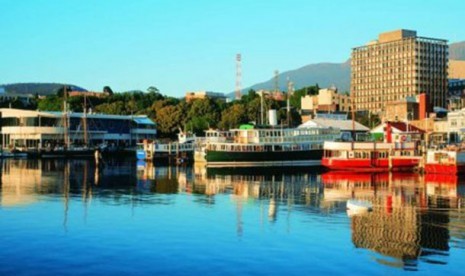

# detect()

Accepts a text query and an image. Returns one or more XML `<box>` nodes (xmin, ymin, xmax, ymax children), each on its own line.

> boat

<box><xmin>29</xmin><ymin>88</ymin><xmax>95</xmax><ymax>158</ymax></box>
<box><xmin>137</xmin><ymin>131</ymin><xmax>196</xmax><ymax>162</ymax></box>
<box><xmin>425</xmin><ymin>146</ymin><xmax>465</xmax><ymax>174</ymax></box>
<box><xmin>322</xmin><ymin>121</ymin><xmax>422</xmax><ymax>172</ymax></box>
<box><xmin>194</xmin><ymin>124</ymin><xmax>340</xmax><ymax>167</ymax></box>
<box><xmin>322</xmin><ymin>140</ymin><xmax>422</xmax><ymax>172</ymax></box>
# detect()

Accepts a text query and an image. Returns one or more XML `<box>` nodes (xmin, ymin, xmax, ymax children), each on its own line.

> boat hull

<box><xmin>322</xmin><ymin>157</ymin><xmax>421</xmax><ymax>172</ymax></box>
<box><xmin>204</xmin><ymin>149</ymin><xmax>323</xmax><ymax>167</ymax></box>
<box><xmin>425</xmin><ymin>163</ymin><xmax>465</xmax><ymax>175</ymax></box>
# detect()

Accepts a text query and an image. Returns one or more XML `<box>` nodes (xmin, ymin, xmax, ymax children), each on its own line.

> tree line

<box><xmin>2</xmin><ymin>84</ymin><xmax>377</xmax><ymax>138</ymax></box>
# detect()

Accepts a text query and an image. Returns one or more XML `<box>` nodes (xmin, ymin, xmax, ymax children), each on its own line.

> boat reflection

<box><xmin>322</xmin><ymin>171</ymin><xmax>465</xmax><ymax>270</ymax></box>
<box><xmin>3</xmin><ymin>159</ymin><xmax>465</xmax><ymax>270</ymax></box>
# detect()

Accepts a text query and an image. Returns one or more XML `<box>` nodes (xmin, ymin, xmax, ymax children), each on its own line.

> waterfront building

<box><xmin>383</xmin><ymin>96</ymin><xmax>421</xmax><ymax>122</ymax></box>
<box><xmin>185</xmin><ymin>91</ymin><xmax>227</xmax><ymax>103</ymax></box>
<box><xmin>445</xmin><ymin>108</ymin><xmax>465</xmax><ymax>142</ymax></box>
<box><xmin>448</xmin><ymin>79</ymin><xmax>465</xmax><ymax>110</ymax></box>
<box><xmin>301</xmin><ymin>87</ymin><xmax>351</xmax><ymax>113</ymax></box>
<box><xmin>0</xmin><ymin>108</ymin><xmax>157</xmax><ymax>149</ymax></box>
<box><xmin>351</xmin><ymin>29</ymin><xmax>448</xmax><ymax>114</ymax></box>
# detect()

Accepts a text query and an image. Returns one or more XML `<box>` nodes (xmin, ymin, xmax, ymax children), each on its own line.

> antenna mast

<box><xmin>287</xmin><ymin>78</ymin><xmax>293</xmax><ymax>127</ymax></box>
<box><xmin>274</xmin><ymin>70</ymin><xmax>279</xmax><ymax>93</ymax></box>
<box><xmin>235</xmin><ymin>53</ymin><xmax>242</xmax><ymax>100</ymax></box>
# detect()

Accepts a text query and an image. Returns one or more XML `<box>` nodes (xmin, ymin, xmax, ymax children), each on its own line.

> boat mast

<box><xmin>287</xmin><ymin>78</ymin><xmax>293</xmax><ymax>127</ymax></box>
<box><xmin>63</xmin><ymin>85</ymin><xmax>69</xmax><ymax>149</ymax></box>
<box><xmin>83</xmin><ymin>94</ymin><xmax>88</xmax><ymax>146</ymax></box>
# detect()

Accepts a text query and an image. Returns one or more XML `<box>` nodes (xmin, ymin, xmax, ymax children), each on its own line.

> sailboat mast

<box><xmin>287</xmin><ymin>79</ymin><xmax>293</xmax><ymax>127</ymax></box>
<box><xmin>63</xmin><ymin>86</ymin><xmax>69</xmax><ymax>148</ymax></box>
<box><xmin>83</xmin><ymin>94</ymin><xmax>88</xmax><ymax>146</ymax></box>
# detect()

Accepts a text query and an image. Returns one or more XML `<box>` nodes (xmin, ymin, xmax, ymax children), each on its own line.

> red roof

<box><xmin>387</xmin><ymin>121</ymin><xmax>425</xmax><ymax>133</ymax></box>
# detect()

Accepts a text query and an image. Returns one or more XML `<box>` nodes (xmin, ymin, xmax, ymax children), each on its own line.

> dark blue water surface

<box><xmin>1</xmin><ymin>159</ymin><xmax>465</xmax><ymax>275</ymax></box>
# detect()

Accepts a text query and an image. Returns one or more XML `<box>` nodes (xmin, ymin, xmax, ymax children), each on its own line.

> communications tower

<box><xmin>235</xmin><ymin>54</ymin><xmax>242</xmax><ymax>100</ymax></box>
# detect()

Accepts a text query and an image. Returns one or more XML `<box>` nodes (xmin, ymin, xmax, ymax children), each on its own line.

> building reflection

<box><xmin>321</xmin><ymin>172</ymin><xmax>465</xmax><ymax>270</ymax></box>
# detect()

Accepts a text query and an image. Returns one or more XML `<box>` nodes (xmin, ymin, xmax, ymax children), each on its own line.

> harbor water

<box><xmin>1</xmin><ymin>158</ymin><xmax>465</xmax><ymax>274</ymax></box>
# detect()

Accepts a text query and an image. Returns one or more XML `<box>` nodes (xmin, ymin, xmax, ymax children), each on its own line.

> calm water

<box><xmin>1</xmin><ymin>159</ymin><xmax>465</xmax><ymax>275</ymax></box>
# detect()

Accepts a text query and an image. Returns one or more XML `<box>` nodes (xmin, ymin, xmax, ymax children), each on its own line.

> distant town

<box><xmin>1</xmin><ymin>29</ymin><xmax>465</xmax><ymax>150</ymax></box>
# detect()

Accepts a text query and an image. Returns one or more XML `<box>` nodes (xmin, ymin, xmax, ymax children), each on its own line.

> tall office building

<box><xmin>351</xmin><ymin>29</ymin><xmax>448</xmax><ymax>114</ymax></box>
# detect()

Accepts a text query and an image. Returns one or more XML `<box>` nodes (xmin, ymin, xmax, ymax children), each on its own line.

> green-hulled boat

<box><xmin>194</xmin><ymin>125</ymin><xmax>340</xmax><ymax>167</ymax></box>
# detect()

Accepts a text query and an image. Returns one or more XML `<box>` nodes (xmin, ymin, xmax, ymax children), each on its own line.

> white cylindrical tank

<box><xmin>269</xmin><ymin>109</ymin><xmax>277</xmax><ymax>126</ymax></box>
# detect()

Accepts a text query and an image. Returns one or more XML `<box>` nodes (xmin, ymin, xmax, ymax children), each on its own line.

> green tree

<box><xmin>241</xmin><ymin>89</ymin><xmax>258</xmax><ymax>103</ymax></box>
<box><xmin>290</xmin><ymin>85</ymin><xmax>319</xmax><ymax>110</ymax></box>
<box><xmin>155</xmin><ymin>105</ymin><xmax>185</xmax><ymax>138</ymax></box>
<box><xmin>95</xmin><ymin>101</ymin><xmax>125</xmax><ymax>114</ymax></box>
<box><xmin>37</xmin><ymin>95</ymin><xmax>63</xmax><ymax>111</ymax></box>
<box><xmin>219</xmin><ymin>103</ymin><xmax>248</xmax><ymax>129</ymax></box>
<box><xmin>187</xmin><ymin>98</ymin><xmax>220</xmax><ymax>128</ymax></box>
<box><xmin>103</xmin><ymin>86</ymin><xmax>114</xmax><ymax>95</ymax></box>
<box><xmin>147</xmin><ymin>86</ymin><xmax>160</xmax><ymax>94</ymax></box>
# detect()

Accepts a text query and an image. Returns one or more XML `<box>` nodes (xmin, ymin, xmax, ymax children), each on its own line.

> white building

<box><xmin>0</xmin><ymin>108</ymin><xmax>157</xmax><ymax>149</ymax></box>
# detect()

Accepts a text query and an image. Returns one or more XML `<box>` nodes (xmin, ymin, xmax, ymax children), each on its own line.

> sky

<box><xmin>1</xmin><ymin>0</ymin><xmax>464</xmax><ymax>97</ymax></box>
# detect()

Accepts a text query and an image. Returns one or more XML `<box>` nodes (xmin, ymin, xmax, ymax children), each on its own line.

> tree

<box><xmin>246</xmin><ymin>97</ymin><xmax>279</xmax><ymax>125</ymax></box>
<box><xmin>155</xmin><ymin>105</ymin><xmax>185</xmax><ymax>138</ymax></box>
<box><xmin>147</xmin><ymin>86</ymin><xmax>160</xmax><ymax>94</ymax></box>
<box><xmin>103</xmin><ymin>86</ymin><xmax>114</xmax><ymax>95</ymax></box>
<box><xmin>290</xmin><ymin>85</ymin><xmax>319</xmax><ymax>110</ymax></box>
<box><xmin>186</xmin><ymin>116</ymin><xmax>210</xmax><ymax>136</ymax></box>
<box><xmin>219</xmin><ymin>104</ymin><xmax>248</xmax><ymax>129</ymax></box>
<box><xmin>56</xmin><ymin>85</ymin><xmax>71</xmax><ymax>98</ymax></box>
<box><xmin>241</xmin><ymin>89</ymin><xmax>258</xmax><ymax>103</ymax></box>
<box><xmin>95</xmin><ymin>101</ymin><xmax>125</xmax><ymax>114</ymax></box>
<box><xmin>37</xmin><ymin>95</ymin><xmax>62</xmax><ymax>111</ymax></box>
<box><xmin>187</xmin><ymin>98</ymin><xmax>220</xmax><ymax>128</ymax></box>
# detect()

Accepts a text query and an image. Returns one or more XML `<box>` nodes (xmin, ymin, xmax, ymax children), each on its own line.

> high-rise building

<box><xmin>351</xmin><ymin>29</ymin><xmax>448</xmax><ymax>114</ymax></box>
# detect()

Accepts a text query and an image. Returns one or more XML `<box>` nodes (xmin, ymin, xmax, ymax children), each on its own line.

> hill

<box><xmin>0</xmin><ymin>83</ymin><xmax>87</xmax><ymax>96</ymax></box>
<box><xmin>450</xmin><ymin>41</ymin><xmax>465</xmax><ymax>60</ymax></box>
<box><xmin>244</xmin><ymin>41</ymin><xmax>465</xmax><ymax>95</ymax></box>
<box><xmin>247</xmin><ymin>60</ymin><xmax>351</xmax><ymax>93</ymax></box>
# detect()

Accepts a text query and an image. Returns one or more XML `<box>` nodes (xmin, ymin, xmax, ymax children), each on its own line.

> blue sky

<box><xmin>1</xmin><ymin>0</ymin><xmax>464</xmax><ymax>97</ymax></box>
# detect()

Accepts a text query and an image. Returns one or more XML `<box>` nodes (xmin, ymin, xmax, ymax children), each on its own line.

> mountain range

<box><xmin>0</xmin><ymin>83</ymin><xmax>87</xmax><ymax>95</ymax></box>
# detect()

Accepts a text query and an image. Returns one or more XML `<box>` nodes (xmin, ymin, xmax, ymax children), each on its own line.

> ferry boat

<box><xmin>425</xmin><ymin>146</ymin><xmax>465</xmax><ymax>174</ymax></box>
<box><xmin>194</xmin><ymin>125</ymin><xmax>340</xmax><ymax>167</ymax></box>
<box><xmin>322</xmin><ymin>141</ymin><xmax>421</xmax><ymax>172</ymax></box>
<box><xmin>137</xmin><ymin>132</ymin><xmax>196</xmax><ymax>162</ymax></box>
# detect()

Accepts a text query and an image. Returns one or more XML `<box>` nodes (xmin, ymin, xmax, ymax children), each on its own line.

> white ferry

<box><xmin>194</xmin><ymin>124</ymin><xmax>340</xmax><ymax>167</ymax></box>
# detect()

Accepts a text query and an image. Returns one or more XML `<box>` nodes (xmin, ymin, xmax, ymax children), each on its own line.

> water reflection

<box><xmin>322</xmin><ymin>171</ymin><xmax>465</xmax><ymax>270</ymax></box>
<box><xmin>1</xmin><ymin>159</ymin><xmax>465</xmax><ymax>272</ymax></box>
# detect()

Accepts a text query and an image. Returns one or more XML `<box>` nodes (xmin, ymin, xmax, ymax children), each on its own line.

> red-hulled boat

<box><xmin>425</xmin><ymin>148</ymin><xmax>465</xmax><ymax>174</ymax></box>
<box><xmin>322</xmin><ymin>122</ymin><xmax>422</xmax><ymax>172</ymax></box>
<box><xmin>322</xmin><ymin>141</ymin><xmax>421</xmax><ymax>172</ymax></box>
